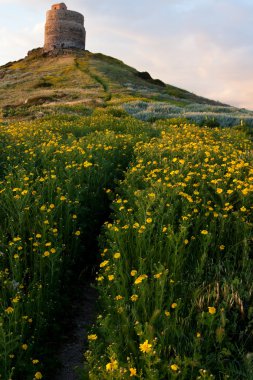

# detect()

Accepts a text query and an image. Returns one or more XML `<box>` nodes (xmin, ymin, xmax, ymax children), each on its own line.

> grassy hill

<box><xmin>1</xmin><ymin>49</ymin><xmax>253</xmax><ymax>126</ymax></box>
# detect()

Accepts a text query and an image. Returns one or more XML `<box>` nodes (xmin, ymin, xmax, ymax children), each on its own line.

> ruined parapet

<box><xmin>44</xmin><ymin>3</ymin><xmax>86</xmax><ymax>52</ymax></box>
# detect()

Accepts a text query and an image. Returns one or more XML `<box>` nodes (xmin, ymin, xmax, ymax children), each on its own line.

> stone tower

<box><xmin>44</xmin><ymin>3</ymin><xmax>86</xmax><ymax>52</ymax></box>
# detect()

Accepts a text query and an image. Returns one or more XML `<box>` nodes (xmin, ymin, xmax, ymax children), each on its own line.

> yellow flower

<box><xmin>60</xmin><ymin>195</ymin><xmax>66</xmax><ymax>201</ymax></box>
<box><xmin>165</xmin><ymin>310</ymin><xmax>170</xmax><ymax>317</ymax></box>
<box><xmin>154</xmin><ymin>272</ymin><xmax>162</xmax><ymax>279</ymax></box>
<box><xmin>219</xmin><ymin>245</ymin><xmax>225</xmax><ymax>250</ymax></box>
<box><xmin>146</xmin><ymin>218</ymin><xmax>152</xmax><ymax>224</ymax></box>
<box><xmin>114</xmin><ymin>252</ymin><xmax>121</xmax><ymax>259</ymax></box>
<box><xmin>139</xmin><ymin>340</ymin><xmax>152</xmax><ymax>353</ymax></box>
<box><xmin>171</xmin><ymin>303</ymin><xmax>177</xmax><ymax>309</ymax></box>
<box><xmin>32</xmin><ymin>359</ymin><xmax>39</xmax><ymax>364</ymax></box>
<box><xmin>43</xmin><ymin>251</ymin><xmax>50</xmax><ymax>257</ymax></box>
<box><xmin>170</xmin><ymin>364</ymin><xmax>179</xmax><ymax>371</ymax></box>
<box><xmin>131</xmin><ymin>270</ymin><xmax>137</xmax><ymax>276</ymax></box>
<box><xmin>108</xmin><ymin>275</ymin><xmax>115</xmax><ymax>281</ymax></box>
<box><xmin>87</xmin><ymin>334</ymin><xmax>97</xmax><ymax>341</ymax></box>
<box><xmin>22</xmin><ymin>344</ymin><xmax>28</xmax><ymax>350</ymax></box>
<box><xmin>208</xmin><ymin>306</ymin><xmax>216</xmax><ymax>315</ymax></box>
<box><xmin>134</xmin><ymin>274</ymin><xmax>148</xmax><ymax>285</ymax></box>
<box><xmin>100</xmin><ymin>260</ymin><xmax>109</xmax><ymax>268</ymax></box>
<box><xmin>115</xmin><ymin>295</ymin><xmax>123</xmax><ymax>301</ymax></box>
<box><xmin>240</xmin><ymin>206</ymin><xmax>247</xmax><ymax>212</ymax></box>
<box><xmin>106</xmin><ymin>359</ymin><xmax>118</xmax><ymax>372</ymax></box>
<box><xmin>34</xmin><ymin>372</ymin><xmax>43</xmax><ymax>379</ymax></box>
<box><xmin>130</xmin><ymin>367</ymin><xmax>137</xmax><ymax>377</ymax></box>
<box><xmin>196</xmin><ymin>332</ymin><xmax>201</xmax><ymax>338</ymax></box>
<box><xmin>12</xmin><ymin>296</ymin><xmax>20</xmax><ymax>303</ymax></box>
<box><xmin>75</xmin><ymin>230</ymin><xmax>81</xmax><ymax>236</ymax></box>
<box><xmin>5</xmin><ymin>306</ymin><xmax>14</xmax><ymax>314</ymax></box>
<box><xmin>131</xmin><ymin>294</ymin><xmax>139</xmax><ymax>302</ymax></box>
<box><xmin>216</xmin><ymin>188</ymin><xmax>223</xmax><ymax>194</ymax></box>
<box><xmin>83</xmin><ymin>161</ymin><xmax>92</xmax><ymax>168</ymax></box>
<box><xmin>201</xmin><ymin>230</ymin><xmax>208</xmax><ymax>235</ymax></box>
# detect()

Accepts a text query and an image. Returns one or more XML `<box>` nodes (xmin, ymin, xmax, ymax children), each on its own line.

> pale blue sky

<box><xmin>1</xmin><ymin>0</ymin><xmax>253</xmax><ymax>109</ymax></box>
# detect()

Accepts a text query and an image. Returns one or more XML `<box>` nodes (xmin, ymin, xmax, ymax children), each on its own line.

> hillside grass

<box><xmin>0</xmin><ymin>50</ymin><xmax>236</xmax><ymax>122</ymax></box>
<box><xmin>0</xmin><ymin>50</ymin><xmax>253</xmax><ymax>380</ymax></box>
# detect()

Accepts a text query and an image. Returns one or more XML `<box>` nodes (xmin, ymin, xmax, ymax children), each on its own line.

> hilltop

<box><xmin>1</xmin><ymin>48</ymin><xmax>252</xmax><ymax>126</ymax></box>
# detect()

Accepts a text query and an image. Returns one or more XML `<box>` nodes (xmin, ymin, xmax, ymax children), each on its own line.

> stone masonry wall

<box><xmin>44</xmin><ymin>3</ymin><xmax>86</xmax><ymax>52</ymax></box>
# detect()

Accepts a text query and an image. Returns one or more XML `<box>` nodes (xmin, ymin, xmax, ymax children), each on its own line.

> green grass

<box><xmin>0</xmin><ymin>50</ymin><xmax>253</xmax><ymax>380</ymax></box>
<box><xmin>86</xmin><ymin>122</ymin><xmax>253</xmax><ymax>379</ymax></box>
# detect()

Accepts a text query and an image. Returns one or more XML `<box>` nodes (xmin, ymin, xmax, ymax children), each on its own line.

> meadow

<box><xmin>0</xmin><ymin>108</ymin><xmax>252</xmax><ymax>379</ymax></box>
<box><xmin>86</xmin><ymin>120</ymin><xmax>253</xmax><ymax>379</ymax></box>
<box><xmin>0</xmin><ymin>112</ymin><xmax>157</xmax><ymax>379</ymax></box>
<box><xmin>0</xmin><ymin>49</ymin><xmax>253</xmax><ymax>380</ymax></box>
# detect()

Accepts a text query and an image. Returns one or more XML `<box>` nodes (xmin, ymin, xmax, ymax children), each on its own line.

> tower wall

<box><xmin>44</xmin><ymin>3</ymin><xmax>86</xmax><ymax>52</ymax></box>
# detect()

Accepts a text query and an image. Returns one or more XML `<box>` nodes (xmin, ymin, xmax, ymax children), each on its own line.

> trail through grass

<box><xmin>0</xmin><ymin>111</ymin><xmax>252</xmax><ymax>380</ymax></box>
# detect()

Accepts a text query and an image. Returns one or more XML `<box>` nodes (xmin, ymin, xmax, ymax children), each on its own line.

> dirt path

<box><xmin>54</xmin><ymin>285</ymin><xmax>97</xmax><ymax>380</ymax></box>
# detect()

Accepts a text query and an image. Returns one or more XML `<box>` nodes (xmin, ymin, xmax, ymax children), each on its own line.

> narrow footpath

<box><xmin>54</xmin><ymin>285</ymin><xmax>97</xmax><ymax>380</ymax></box>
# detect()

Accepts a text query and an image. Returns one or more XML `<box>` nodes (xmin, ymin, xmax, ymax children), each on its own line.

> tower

<box><xmin>44</xmin><ymin>3</ymin><xmax>86</xmax><ymax>52</ymax></box>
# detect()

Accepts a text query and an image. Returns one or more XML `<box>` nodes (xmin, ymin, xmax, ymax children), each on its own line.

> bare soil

<box><xmin>54</xmin><ymin>285</ymin><xmax>97</xmax><ymax>380</ymax></box>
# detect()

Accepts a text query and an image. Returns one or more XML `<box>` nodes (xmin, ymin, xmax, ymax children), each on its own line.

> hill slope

<box><xmin>0</xmin><ymin>48</ymin><xmax>253</xmax><ymax>126</ymax></box>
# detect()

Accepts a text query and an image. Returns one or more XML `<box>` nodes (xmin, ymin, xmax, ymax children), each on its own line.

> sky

<box><xmin>0</xmin><ymin>0</ymin><xmax>253</xmax><ymax>109</ymax></box>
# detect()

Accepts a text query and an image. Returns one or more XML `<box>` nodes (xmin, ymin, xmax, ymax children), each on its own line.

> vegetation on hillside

<box><xmin>1</xmin><ymin>50</ymin><xmax>253</xmax><ymax>128</ymax></box>
<box><xmin>0</xmin><ymin>51</ymin><xmax>253</xmax><ymax>380</ymax></box>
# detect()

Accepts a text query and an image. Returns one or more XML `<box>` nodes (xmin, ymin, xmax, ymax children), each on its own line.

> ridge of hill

<box><xmin>0</xmin><ymin>48</ymin><xmax>253</xmax><ymax>127</ymax></box>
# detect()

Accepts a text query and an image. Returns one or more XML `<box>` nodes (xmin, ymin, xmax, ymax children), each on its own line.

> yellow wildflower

<box><xmin>171</xmin><ymin>364</ymin><xmax>179</xmax><ymax>371</ymax></box>
<box><xmin>87</xmin><ymin>334</ymin><xmax>97</xmax><ymax>341</ymax></box>
<box><xmin>106</xmin><ymin>359</ymin><xmax>118</xmax><ymax>372</ymax></box>
<box><xmin>208</xmin><ymin>306</ymin><xmax>216</xmax><ymax>315</ymax></box>
<box><xmin>100</xmin><ymin>260</ymin><xmax>109</xmax><ymax>268</ymax></box>
<box><xmin>5</xmin><ymin>306</ymin><xmax>14</xmax><ymax>314</ymax></box>
<box><xmin>134</xmin><ymin>274</ymin><xmax>148</xmax><ymax>285</ymax></box>
<box><xmin>34</xmin><ymin>372</ymin><xmax>43</xmax><ymax>379</ymax></box>
<box><xmin>130</xmin><ymin>367</ymin><xmax>137</xmax><ymax>377</ymax></box>
<box><xmin>139</xmin><ymin>340</ymin><xmax>152</xmax><ymax>353</ymax></box>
